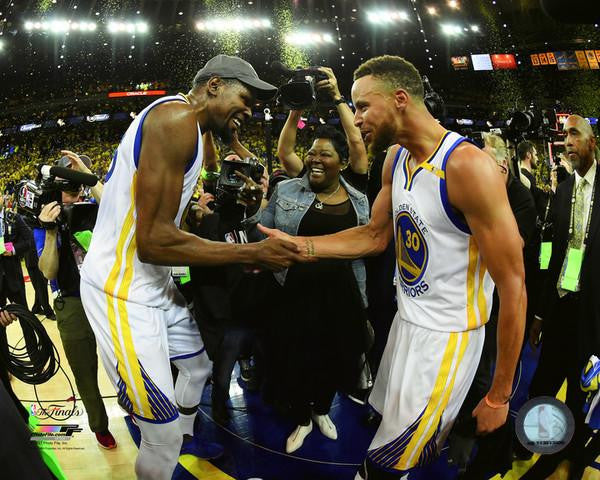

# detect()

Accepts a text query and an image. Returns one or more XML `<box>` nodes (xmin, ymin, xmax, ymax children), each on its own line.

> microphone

<box><xmin>271</xmin><ymin>61</ymin><xmax>294</xmax><ymax>77</ymax></box>
<box><xmin>38</xmin><ymin>165</ymin><xmax>98</xmax><ymax>186</ymax></box>
<box><xmin>422</xmin><ymin>75</ymin><xmax>434</xmax><ymax>94</ymax></box>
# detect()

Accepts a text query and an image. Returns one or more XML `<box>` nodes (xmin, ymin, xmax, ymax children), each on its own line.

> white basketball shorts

<box><xmin>80</xmin><ymin>279</ymin><xmax>206</xmax><ymax>423</ymax></box>
<box><xmin>367</xmin><ymin>313</ymin><xmax>484</xmax><ymax>471</ymax></box>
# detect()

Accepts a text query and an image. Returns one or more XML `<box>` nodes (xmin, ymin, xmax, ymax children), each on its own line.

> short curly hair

<box><xmin>313</xmin><ymin>125</ymin><xmax>349</xmax><ymax>164</ymax></box>
<box><xmin>353</xmin><ymin>55</ymin><xmax>424</xmax><ymax>101</ymax></box>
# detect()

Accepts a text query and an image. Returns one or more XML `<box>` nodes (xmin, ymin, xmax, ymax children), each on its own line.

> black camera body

<box><xmin>16</xmin><ymin>177</ymin><xmax>98</xmax><ymax>231</ymax></box>
<box><xmin>206</xmin><ymin>158</ymin><xmax>265</xmax><ymax>212</ymax></box>
<box><xmin>505</xmin><ymin>108</ymin><xmax>558</xmax><ymax>142</ymax></box>
<box><xmin>275</xmin><ymin>64</ymin><xmax>331</xmax><ymax>110</ymax></box>
<box><xmin>15</xmin><ymin>164</ymin><xmax>98</xmax><ymax>225</ymax></box>
<box><xmin>16</xmin><ymin>177</ymin><xmax>87</xmax><ymax>232</ymax></box>
<box><xmin>16</xmin><ymin>178</ymin><xmax>64</xmax><ymax>221</ymax></box>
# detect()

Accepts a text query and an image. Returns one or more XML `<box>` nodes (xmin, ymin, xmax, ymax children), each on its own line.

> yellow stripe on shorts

<box><xmin>396</xmin><ymin>332</ymin><xmax>459</xmax><ymax>469</ymax></box>
<box><xmin>103</xmin><ymin>173</ymin><xmax>153</xmax><ymax>419</ymax></box>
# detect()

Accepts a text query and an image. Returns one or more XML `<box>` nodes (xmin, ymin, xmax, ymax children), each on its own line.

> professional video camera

<box><xmin>505</xmin><ymin>108</ymin><xmax>558</xmax><ymax>142</ymax></box>
<box><xmin>271</xmin><ymin>61</ymin><xmax>331</xmax><ymax>110</ymax></box>
<box><xmin>204</xmin><ymin>157</ymin><xmax>265</xmax><ymax>212</ymax></box>
<box><xmin>16</xmin><ymin>163</ymin><xmax>99</xmax><ymax>227</ymax></box>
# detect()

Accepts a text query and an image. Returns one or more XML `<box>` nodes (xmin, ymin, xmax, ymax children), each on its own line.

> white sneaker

<box><xmin>285</xmin><ymin>421</ymin><xmax>312</xmax><ymax>453</ymax></box>
<box><xmin>311</xmin><ymin>413</ymin><xmax>338</xmax><ymax>440</ymax></box>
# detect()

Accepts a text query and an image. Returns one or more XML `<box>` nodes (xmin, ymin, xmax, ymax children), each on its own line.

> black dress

<box><xmin>265</xmin><ymin>198</ymin><xmax>368</xmax><ymax>424</ymax></box>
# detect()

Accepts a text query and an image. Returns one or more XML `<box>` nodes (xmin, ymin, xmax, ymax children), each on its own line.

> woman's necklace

<box><xmin>315</xmin><ymin>183</ymin><xmax>341</xmax><ymax>210</ymax></box>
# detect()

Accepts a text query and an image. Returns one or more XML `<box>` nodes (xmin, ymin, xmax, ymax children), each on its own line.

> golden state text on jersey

<box><xmin>395</xmin><ymin>204</ymin><xmax>430</xmax><ymax>298</ymax></box>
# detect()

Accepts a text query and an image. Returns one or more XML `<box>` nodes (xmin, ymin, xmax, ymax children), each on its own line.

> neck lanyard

<box><xmin>569</xmin><ymin>172</ymin><xmax>596</xmax><ymax>248</ymax></box>
<box><xmin>539</xmin><ymin>194</ymin><xmax>553</xmax><ymax>240</ymax></box>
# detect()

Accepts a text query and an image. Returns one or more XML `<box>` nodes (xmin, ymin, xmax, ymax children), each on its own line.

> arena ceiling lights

<box><xmin>24</xmin><ymin>19</ymin><xmax>97</xmax><ymax>33</ymax></box>
<box><xmin>366</xmin><ymin>10</ymin><xmax>410</xmax><ymax>24</ymax></box>
<box><xmin>195</xmin><ymin>17</ymin><xmax>271</xmax><ymax>33</ymax></box>
<box><xmin>107</xmin><ymin>21</ymin><xmax>149</xmax><ymax>34</ymax></box>
<box><xmin>285</xmin><ymin>31</ymin><xmax>334</xmax><ymax>47</ymax></box>
<box><xmin>441</xmin><ymin>24</ymin><xmax>463</xmax><ymax>36</ymax></box>
<box><xmin>441</xmin><ymin>23</ymin><xmax>480</xmax><ymax>36</ymax></box>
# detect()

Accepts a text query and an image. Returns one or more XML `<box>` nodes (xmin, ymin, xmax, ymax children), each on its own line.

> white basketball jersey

<box><xmin>81</xmin><ymin>94</ymin><xmax>203</xmax><ymax>308</ymax></box>
<box><xmin>391</xmin><ymin>131</ymin><xmax>494</xmax><ymax>332</ymax></box>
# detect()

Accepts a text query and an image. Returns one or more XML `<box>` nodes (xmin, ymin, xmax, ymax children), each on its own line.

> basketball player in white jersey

<box><xmin>80</xmin><ymin>55</ymin><xmax>307</xmax><ymax>480</ymax></box>
<box><xmin>259</xmin><ymin>55</ymin><xmax>526</xmax><ymax>478</ymax></box>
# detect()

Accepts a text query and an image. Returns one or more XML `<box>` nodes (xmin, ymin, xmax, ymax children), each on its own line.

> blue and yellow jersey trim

<box><xmin>467</xmin><ymin>237</ymin><xmax>488</xmax><ymax>330</ymax></box>
<box><xmin>403</xmin><ymin>131</ymin><xmax>450</xmax><ymax>190</ymax></box>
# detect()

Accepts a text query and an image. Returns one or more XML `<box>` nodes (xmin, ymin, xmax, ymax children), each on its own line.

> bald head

<box><xmin>566</xmin><ymin>114</ymin><xmax>594</xmax><ymax>137</ymax></box>
<box><xmin>564</xmin><ymin>114</ymin><xmax>597</xmax><ymax>175</ymax></box>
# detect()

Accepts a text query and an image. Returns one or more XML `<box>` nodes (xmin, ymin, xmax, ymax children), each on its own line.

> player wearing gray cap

<box><xmin>79</xmin><ymin>55</ymin><xmax>308</xmax><ymax>480</ymax></box>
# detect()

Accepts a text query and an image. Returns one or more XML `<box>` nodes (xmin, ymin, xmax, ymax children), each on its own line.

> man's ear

<box><xmin>206</xmin><ymin>77</ymin><xmax>223</xmax><ymax>97</ymax></box>
<box><xmin>393</xmin><ymin>89</ymin><xmax>409</xmax><ymax>111</ymax></box>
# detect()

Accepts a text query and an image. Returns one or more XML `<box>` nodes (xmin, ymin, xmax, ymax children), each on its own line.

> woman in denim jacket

<box><xmin>245</xmin><ymin>126</ymin><xmax>370</xmax><ymax>454</ymax></box>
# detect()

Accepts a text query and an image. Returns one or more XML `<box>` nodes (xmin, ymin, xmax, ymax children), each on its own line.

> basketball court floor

<box><xmin>7</xmin><ymin>279</ymin><xmax>600</xmax><ymax>479</ymax></box>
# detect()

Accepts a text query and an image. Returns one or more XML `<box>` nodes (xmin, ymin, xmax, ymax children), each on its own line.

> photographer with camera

<box><xmin>188</xmin><ymin>133</ymin><xmax>268</xmax><ymax>424</ymax></box>
<box><xmin>277</xmin><ymin>67</ymin><xmax>369</xmax><ymax>193</ymax></box>
<box><xmin>34</xmin><ymin>151</ymin><xmax>117</xmax><ymax>450</ymax></box>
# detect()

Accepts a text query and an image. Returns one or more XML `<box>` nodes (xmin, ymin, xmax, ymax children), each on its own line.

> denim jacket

<box><xmin>243</xmin><ymin>174</ymin><xmax>370</xmax><ymax>307</ymax></box>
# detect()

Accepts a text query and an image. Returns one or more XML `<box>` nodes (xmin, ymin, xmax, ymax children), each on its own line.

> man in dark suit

<box><xmin>0</xmin><ymin>201</ymin><xmax>33</xmax><ymax>308</ymax></box>
<box><xmin>524</xmin><ymin>115</ymin><xmax>600</xmax><ymax>480</ymax></box>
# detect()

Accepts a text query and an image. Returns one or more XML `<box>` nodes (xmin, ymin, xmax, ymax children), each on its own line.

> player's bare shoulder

<box><xmin>145</xmin><ymin>100</ymin><xmax>197</xmax><ymax>133</ymax></box>
<box><xmin>446</xmin><ymin>140</ymin><xmax>497</xmax><ymax>180</ymax></box>
<box><xmin>141</xmin><ymin>100</ymin><xmax>198</xmax><ymax>162</ymax></box>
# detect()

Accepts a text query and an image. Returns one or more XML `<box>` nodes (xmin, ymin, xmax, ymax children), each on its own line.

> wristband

<box><xmin>484</xmin><ymin>394</ymin><xmax>509</xmax><ymax>409</ymax></box>
<box><xmin>40</xmin><ymin>220</ymin><xmax>58</xmax><ymax>230</ymax></box>
<box><xmin>334</xmin><ymin>96</ymin><xmax>346</xmax><ymax>105</ymax></box>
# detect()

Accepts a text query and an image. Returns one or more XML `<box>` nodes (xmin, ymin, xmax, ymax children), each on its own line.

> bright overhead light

<box><xmin>108</xmin><ymin>20</ymin><xmax>148</xmax><ymax>34</ymax></box>
<box><xmin>366</xmin><ymin>10</ymin><xmax>409</xmax><ymax>24</ymax></box>
<box><xmin>426</xmin><ymin>6</ymin><xmax>438</xmax><ymax>15</ymax></box>
<box><xmin>285</xmin><ymin>31</ymin><xmax>334</xmax><ymax>46</ymax></box>
<box><xmin>448</xmin><ymin>0</ymin><xmax>460</xmax><ymax>9</ymax></box>
<box><xmin>195</xmin><ymin>16</ymin><xmax>271</xmax><ymax>32</ymax></box>
<box><xmin>441</xmin><ymin>24</ymin><xmax>462</xmax><ymax>35</ymax></box>
<box><xmin>24</xmin><ymin>19</ymin><xmax>97</xmax><ymax>33</ymax></box>
<box><xmin>470</xmin><ymin>25</ymin><xmax>479</xmax><ymax>32</ymax></box>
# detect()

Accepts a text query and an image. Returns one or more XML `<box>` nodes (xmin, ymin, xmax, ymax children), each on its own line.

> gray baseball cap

<box><xmin>193</xmin><ymin>54</ymin><xmax>277</xmax><ymax>102</ymax></box>
<box><xmin>57</xmin><ymin>154</ymin><xmax>92</xmax><ymax>169</ymax></box>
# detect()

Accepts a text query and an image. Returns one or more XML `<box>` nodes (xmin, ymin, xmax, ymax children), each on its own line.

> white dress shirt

<box><xmin>574</xmin><ymin>160</ymin><xmax>597</xmax><ymax>240</ymax></box>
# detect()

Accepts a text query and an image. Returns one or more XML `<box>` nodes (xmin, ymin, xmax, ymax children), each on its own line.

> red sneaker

<box><xmin>95</xmin><ymin>430</ymin><xmax>117</xmax><ymax>449</ymax></box>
